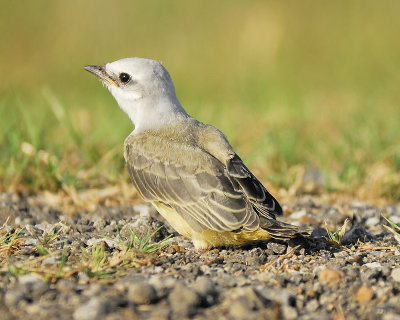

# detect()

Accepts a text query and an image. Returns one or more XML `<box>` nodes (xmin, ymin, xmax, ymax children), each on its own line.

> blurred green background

<box><xmin>1</xmin><ymin>1</ymin><xmax>399</xmax><ymax>200</ymax></box>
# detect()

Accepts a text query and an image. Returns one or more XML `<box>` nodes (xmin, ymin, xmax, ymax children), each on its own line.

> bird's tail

<box><xmin>262</xmin><ymin>219</ymin><xmax>311</xmax><ymax>240</ymax></box>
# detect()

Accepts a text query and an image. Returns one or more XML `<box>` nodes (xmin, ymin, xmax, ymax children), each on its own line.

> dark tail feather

<box><xmin>262</xmin><ymin>219</ymin><xmax>311</xmax><ymax>240</ymax></box>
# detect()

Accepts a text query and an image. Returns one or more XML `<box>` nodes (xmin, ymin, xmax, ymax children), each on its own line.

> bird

<box><xmin>84</xmin><ymin>57</ymin><xmax>310</xmax><ymax>249</ymax></box>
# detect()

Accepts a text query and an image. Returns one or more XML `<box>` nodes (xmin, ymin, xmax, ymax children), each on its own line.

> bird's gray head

<box><xmin>84</xmin><ymin>57</ymin><xmax>188</xmax><ymax>131</ymax></box>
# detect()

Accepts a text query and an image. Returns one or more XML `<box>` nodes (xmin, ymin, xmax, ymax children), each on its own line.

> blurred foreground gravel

<box><xmin>1</xmin><ymin>192</ymin><xmax>400</xmax><ymax>320</ymax></box>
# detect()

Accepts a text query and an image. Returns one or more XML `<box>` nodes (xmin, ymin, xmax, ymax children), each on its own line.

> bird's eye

<box><xmin>119</xmin><ymin>73</ymin><xmax>131</xmax><ymax>83</ymax></box>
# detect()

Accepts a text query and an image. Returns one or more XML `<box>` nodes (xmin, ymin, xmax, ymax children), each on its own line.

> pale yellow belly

<box><xmin>152</xmin><ymin>202</ymin><xmax>271</xmax><ymax>250</ymax></box>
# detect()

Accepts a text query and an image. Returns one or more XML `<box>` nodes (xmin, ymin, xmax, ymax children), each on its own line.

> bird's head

<box><xmin>84</xmin><ymin>57</ymin><xmax>187</xmax><ymax>131</ymax></box>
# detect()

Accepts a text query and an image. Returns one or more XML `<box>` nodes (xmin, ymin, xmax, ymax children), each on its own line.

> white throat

<box><xmin>109</xmin><ymin>85</ymin><xmax>189</xmax><ymax>132</ymax></box>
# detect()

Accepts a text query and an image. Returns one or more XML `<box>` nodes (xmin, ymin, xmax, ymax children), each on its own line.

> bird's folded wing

<box><xmin>197</xmin><ymin>124</ymin><xmax>283</xmax><ymax>218</ymax></box>
<box><xmin>124</xmin><ymin>143</ymin><xmax>260</xmax><ymax>233</ymax></box>
<box><xmin>226</xmin><ymin>154</ymin><xmax>283</xmax><ymax>218</ymax></box>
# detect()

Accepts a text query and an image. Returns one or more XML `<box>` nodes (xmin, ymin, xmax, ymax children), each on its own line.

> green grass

<box><xmin>81</xmin><ymin>242</ymin><xmax>111</xmax><ymax>278</ymax></box>
<box><xmin>1</xmin><ymin>224</ymin><xmax>171</xmax><ymax>281</ymax></box>
<box><xmin>382</xmin><ymin>216</ymin><xmax>400</xmax><ymax>244</ymax></box>
<box><xmin>325</xmin><ymin>219</ymin><xmax>349</xmax><ymax>246</ymax></box>
<box><xmin>0</xmin><ymin>227</ymin><xmax>26</xmax><ymax>257</ymax></box>
<box><xmin>26</xmin><ymin>224</ymin><xmax>65</xmax><ymax>255</ymax></box>
<box><xmin>0</xmin><ymin>1</ymin><xmax>399</xmax><ymax>200</ymax></box>
<box><xmin>57</xmin><ymin>242</ymin><xmax>68</xmax><ymax>277</ymax></box>
<box><xmin>115</xmin><ymin>225</ymin><xmax>173</xmax><ymax>254</ymax></box>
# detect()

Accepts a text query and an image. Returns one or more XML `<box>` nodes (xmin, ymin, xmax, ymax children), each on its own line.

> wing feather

<box><xmin>124</xmin><ymin>123</ymin><xmax>282</xmax><ymax>235</ymax></box>
<box><xmin>125</xmin><ymin>140</ymin><xmax>255</xmax><ymax>233</ymax></box>
<box><xmin>226</xmin><ymin>154</ymin><xmax>282</xmax><ymax>218</ymax></box>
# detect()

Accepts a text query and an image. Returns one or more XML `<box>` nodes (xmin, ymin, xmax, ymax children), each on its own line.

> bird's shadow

<box><xmin>205</xmin><ymin>224</ymin><xmax>377</xmax><ymax>256</ymax></box>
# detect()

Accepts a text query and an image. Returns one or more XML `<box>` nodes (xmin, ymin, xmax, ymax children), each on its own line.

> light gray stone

<box><xmin>73</xmin><ymin>298</ymin><xmax>107</xmax><ymax>320</ymax></box>
<box><xmin>391</xmin><ymin>268</ymin><xmax>400</xmax><ymax>282</ymax></box>
<box><xmin>127</xmin><ymin>282</ymin><xmax>157</xmax><ymax>304</ymax></box>
<box><xmin>168</xmin><ymin>283</ymin><xmax>201</xmax><ymax>317</ymax></box>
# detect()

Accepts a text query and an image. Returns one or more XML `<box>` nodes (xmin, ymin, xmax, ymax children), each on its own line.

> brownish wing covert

<box><xmin>125</xmin><ymin>142</ymin><xmax>261</xmax><ymax>233</ymax></box>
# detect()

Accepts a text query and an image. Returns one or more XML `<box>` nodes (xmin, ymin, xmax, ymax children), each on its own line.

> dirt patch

<box><xmin>1</xmin><ymin>192</ymin><xmax>400</xmax><ymax>320</ymax></box>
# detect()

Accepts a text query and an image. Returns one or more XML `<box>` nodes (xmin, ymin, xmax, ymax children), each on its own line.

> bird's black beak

<box><xmin>84</xmin><ymin>65</ymin><xmax>119</xmax><ymax>87</ymax></box>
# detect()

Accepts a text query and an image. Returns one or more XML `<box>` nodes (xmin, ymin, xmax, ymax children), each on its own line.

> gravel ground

<box><xmin>1</xmin><ymin>192</ymin><xmax>400</xmax><ymax>320</ymax></box>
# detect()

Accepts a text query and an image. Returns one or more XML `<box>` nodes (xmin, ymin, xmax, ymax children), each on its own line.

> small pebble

<box><xmin>168</xmin><ymin>283</ymin><xmax>201</xmax><ymax>317</ymax></box>
<box><xmin>267</xmin><ymin>242</ymin><xmax>286</xmax><ymax>254</ymax></box>
<box><xmin>391</xmin><ymin>268</ymin><xmax>400</xmax><ymax>282</ymax></box>
<box><xmin>73</xmin><ymin>298</ymin><xmax>107</xmax><ymax>320</ymax></box>
<box><xmin>92</xmin><ymin>218</ymin><xmax>106</xmax><ymax>230</ymax></box>
<box><xmin>364</xmin><ymin>262</ymin><xmax>382</xmax><ymax>269</ymax></box>
<box><xmin>388</xmin><ymin>215</ymin><xmax>400</xmax><ymax>225</ymax></box>
<box><xmin>365</xmin><ymin>217</ymin><xmax>380</xmax><ymax>228</ymax></box>
<box><xmin>229</xmin><ymin>296</ymin><xmax>258</xmax><ymax>318</ymax></box>
<box><xmin>342</xmin><ymin>226</ymin><xmax>373</xmax><ymax>245</ymax></box>
<box><xmin>318</xmin><ymin>269</ymin><xmax>343</xmax><ymax>285</ymax></box>
<box><xmin>194</xmin><ymin>277</ymin><xmax>216</xmax><ymax>298</ymax></box>
<box><xmin>282</xmin><ymin>305</ymin><xmax>298</xmax><ymax>320</ymax></box>
<box><xmin>4</xmin><ymin>288</ymin><xmax>25</xmax><ymax>308</ymax></box>
<box><xmin>83</xmin><ymin>284</ymin><xmax>105</xmax><ymax>297</ymax></box>
<box><xmin>311</xmin><ymin>227</ymin><xmax>328</xmax><ymax>239</ymax></box>
<box><xmin>127</xmin><ymin>282</ymin><xmax>157</xmax><ymax>305</ymax></box>
<box><xmin>305</xmin><ymin>299</ymin><xmax>319</xmax><ymax>312</ymax></box>
<box><xmin>356</xmin><ymin>285</ymin><xmax>374</xmax><ymax>303</ymax></box>
<box><xmin>383</xmin><ymin>313</ymin><xmax>400</xmax><ymax>320</ymax></box>
<box><xmin>290</xmin><ymin>209</ymin><xmax>307</xmax><ymax>219</ymax></box>
<box><xmin>255</xmin><ymin>287</ymin><xmax>296</xmax><ymax>308</ymax></box>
